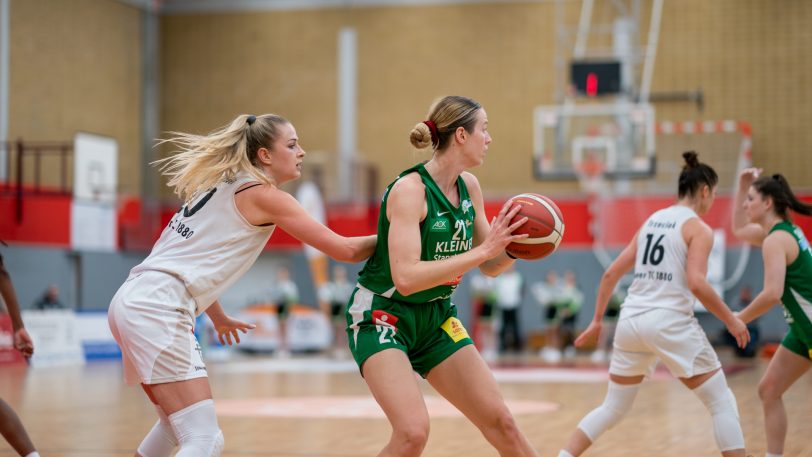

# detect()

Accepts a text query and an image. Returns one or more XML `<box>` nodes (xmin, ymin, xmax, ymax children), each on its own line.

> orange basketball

<box><xmin>504</xmin><ymin>193</ymin><xmax>565</xmax><ymax>261</ymax></box>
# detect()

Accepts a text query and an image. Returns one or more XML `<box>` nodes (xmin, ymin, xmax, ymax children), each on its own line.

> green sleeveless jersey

<box><xmin>358</xmin><ymin>163</ymin><xmax>476</xmax><ymax>304</ymax></box>
<box><xmin>770</xmin><ymin>220</ymin><xmax>812</xmax><ymax>343</ymax></box>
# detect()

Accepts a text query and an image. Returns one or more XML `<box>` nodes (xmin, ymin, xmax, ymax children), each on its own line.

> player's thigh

<box><xmin>650</xmin><ymin>311</ymin><xmax>720</xmax><ymax>378</ymax></box>
<box><xmin>426</xmin><ymin>345</ymin><xmax>509</xmax><ymax>427</ymax></box>
<box><xmin>111</xmin><ymin>272</ymin><xmax>207</xmax><ymax>386</ymax></box>
<box><xmin>609</xmin><ymin>317</ymin><xmax>658</xmax><ymax>377</ymax></box>
<box><xmin>363</xmin><ymin>348</ymin><xmax>429</xmax><ymax>429</ymax></box>
<box><xmin>760</xmin><ymin>344</ymin><xmax>812</xmax><ymax>398</ymax></box>
<box><xmin>143</xmin><ymin>377</ymin><xmax>213</xmax><ymax>415</ymax></box>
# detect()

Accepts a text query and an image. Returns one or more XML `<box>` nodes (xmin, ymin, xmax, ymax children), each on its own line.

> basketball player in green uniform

<box><xmin>346</xmin><ymin>95</ymin><xmax>539</xmax><ymax>457</ymax></box>
<box><xmin>732</xmin><ymin>168</ymin><xmax>812</xmax><ymax>457</ymax></box>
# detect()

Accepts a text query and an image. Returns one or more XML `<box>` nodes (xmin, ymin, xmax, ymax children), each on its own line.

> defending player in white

<box><xmin>107</xmin><ymin>114</ymin><xmax>376</xmax><ymax>457</ymax></box>
<box><xmin>557</xmin><ymin>151</ymin><xmax>750</xmax><ymax>457</ymax></box>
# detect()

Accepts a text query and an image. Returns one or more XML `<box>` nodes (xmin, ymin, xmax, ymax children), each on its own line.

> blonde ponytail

<box><xmin>154</xmin><ymin>114</ymin><xmax>288</xmax><ymax>202</ymax></box>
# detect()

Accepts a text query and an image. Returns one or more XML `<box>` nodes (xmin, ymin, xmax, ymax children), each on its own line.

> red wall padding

<box><xmin>3</xmin><ymin>192</ymin><xmax>811</xmax><ymax>250</ymax></box>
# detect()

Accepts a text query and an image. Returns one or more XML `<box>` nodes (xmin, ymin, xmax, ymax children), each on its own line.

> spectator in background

<box><xmin>32</xmin><ymin>284</ymin><xmax>66</xmax><ymax>310</ymax></box>
<box><xmin>494</xmin><ymin>264</ymin><xmax>525</xmax><ymax>354</ymax></box>
<box><xmin>558</xmin><ymin>270</ymin><xmax>585</xmax><ymax>360</ymax></box>
<box><xmin>271</xmin><ymin>266</ymin><xmax>299</xmax><ymax>358</ymax></box>
<box><xmin>318</xmin><ymin>264</ymin><xmax>355</xmax><ymax>357</ymax></box>
<box><xmin>470</xmin><ymin>271</ymin><xmax>497</xmax><ymax>360</ymax></box>
<box><xmin>0</xmin><ymin>243</ymin><xmax>40</xmax><ymax>457</ymax></box>
<box><xmin>533</xmin><ymin>270</ymin><xmax>563</xmax><ymax>363</ymax></box>
<box><xmin>272</xmin><ymin>266</ymin><xmax>299</xmax><ymax>319</ymax></box>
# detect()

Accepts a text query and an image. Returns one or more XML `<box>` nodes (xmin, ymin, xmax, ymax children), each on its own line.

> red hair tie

<box><xmin>423</xmin><ymin>120</ymin><xmax>439</xmax><ymax>147</ymax></box>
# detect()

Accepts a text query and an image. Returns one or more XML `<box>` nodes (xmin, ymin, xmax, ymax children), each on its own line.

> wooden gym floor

<box><xmin>1</xmin><ymin>349</ymin><xmax>810</xmax><ymax>457</ymax></box>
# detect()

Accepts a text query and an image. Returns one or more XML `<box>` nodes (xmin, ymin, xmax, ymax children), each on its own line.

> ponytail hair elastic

<box><xmin>423</xmin><ymin>120</ymin><xmax>439</xmax><ymax>147</ymax></box>
<box><xmin>246</xmin><ymin>115</ymin><xmax>257</xmax><ymax>126</ymax></box>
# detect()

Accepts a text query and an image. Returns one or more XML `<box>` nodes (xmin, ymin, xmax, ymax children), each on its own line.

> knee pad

<box><xmin>169</xmin><ymin>399</ymin><xmax>224</xmax><ymax>457</ymax></box>
<box><xmin>693</xmin><ymin>370</ymin><xmax>744</xmax><ymax>451</ymax></box>
<box><xmin>137</xmin><ymin>405</ymin><xmax>178</xmax><ymax>457</ymax></box>
<box><xmin>577</xmin><ymin>381</ymin><xmax>639</xmax><ymax>442</ymax></box>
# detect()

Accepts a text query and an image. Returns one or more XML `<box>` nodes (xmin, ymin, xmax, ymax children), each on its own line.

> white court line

<box><xmin>212</xmin><ymin>357</ymin><xmax>674</xmax><ymax>383</ymax></box>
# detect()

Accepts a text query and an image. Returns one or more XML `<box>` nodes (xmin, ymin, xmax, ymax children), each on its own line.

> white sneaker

<box><xmin>541</xmin><ymin>347</ymin><xmax>562</xmax><ymax>364</ymax></box>
<box><xmin>590</xmin><ymin>349</ymin><xmax>606</xmax><ymax>363</ymax></box>
<box><xmin>563</xmin><ymin>346</ymin><xmax>577</xmax><ymax>360</ymax></box>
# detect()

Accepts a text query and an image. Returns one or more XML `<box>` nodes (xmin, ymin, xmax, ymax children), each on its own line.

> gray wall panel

<box><xmin>0</xmin><ymin>245</ymin><xmax>788</xmax><ymax>346</ymax></box>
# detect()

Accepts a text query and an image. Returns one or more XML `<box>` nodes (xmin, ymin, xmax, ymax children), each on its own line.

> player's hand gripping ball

<box><xmin>505</xmin><ymin>193</ymin><xmax>564</xmax><ymax>260</ymax></box>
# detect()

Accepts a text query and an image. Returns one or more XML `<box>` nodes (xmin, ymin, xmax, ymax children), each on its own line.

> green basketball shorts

<box><xmin>346</xmin><ymin>285</ymin><xmax>473</xmax><ymax>377</ymax></box>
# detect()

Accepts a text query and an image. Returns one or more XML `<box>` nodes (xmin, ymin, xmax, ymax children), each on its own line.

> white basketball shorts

<box><xmin>610</xmin><ymin>307</ymin><xmax>721</xmax><ymax>379</ymax></box>
<box><xmin>108</xmin><ymin>270</ymin><xmax>207</xmax><ymax>385</ymax></box>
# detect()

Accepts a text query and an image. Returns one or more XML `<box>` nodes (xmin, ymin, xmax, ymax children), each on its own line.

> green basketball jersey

<box><xmin>358</xmin><ymin>163</ymin><xmax>476</xmax><ymax>304</ymax></box>
<box><xmin>770</xmin><ymin>220</ymin><xmax>812</xmax><ymax>345</ymax></box>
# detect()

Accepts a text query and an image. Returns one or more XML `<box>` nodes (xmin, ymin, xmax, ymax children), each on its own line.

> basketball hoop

<box><xmin>574</xmin><ymin>150</ymin><xmax>606</xmax><ymax>197</ymax></box>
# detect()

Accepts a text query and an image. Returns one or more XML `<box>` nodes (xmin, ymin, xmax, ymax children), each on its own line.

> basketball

<box><xmin>504</xmin><ymin>193</ymin><xmax>565</xmax><ymax>261</ymax></box>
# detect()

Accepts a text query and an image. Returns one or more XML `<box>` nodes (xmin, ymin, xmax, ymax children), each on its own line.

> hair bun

<box><xmin>682</xmin><ymin>150</ymin><xmax>699</xmax><ymax>168</ymax></box>
<box><xmin>409</xmin><ymin>122</ymin><xmax>434</xmax><ymax>149</ymax></box>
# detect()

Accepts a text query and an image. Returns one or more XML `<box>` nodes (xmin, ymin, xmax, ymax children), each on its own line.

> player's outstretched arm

<box><xmin>575</xmin><ymin>234</ymin><xmax>636</xmax><ymax>348</ymax></box>
<box><xmin>738</xmin><ymin>232</ymin><xmax>788</xmax><ymax>324</ymax></box>
<box><xmin>731</xmin><ymin>167</ymin><xmax>767</xmax><ymax>246</ymax></box>
<box><xmin>249</xmin><ymin>186</ymin><xmax>377</xmax><ymax>263</ymax></box>
<box><xmin>684</xmin><ymin>219</ymin><xmax>750</xmax><ymax>348</ymax></box>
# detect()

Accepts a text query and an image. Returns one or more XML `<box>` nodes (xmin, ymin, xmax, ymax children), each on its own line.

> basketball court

<box><xmin>2</xmin><ymin>1</ymin><xmax>812</xmax><ymax>456</ymax></box>
<box><xmin>1</xmin><ymin>351</ymin><xmax>811</xmax><ymax>456</ymax></box>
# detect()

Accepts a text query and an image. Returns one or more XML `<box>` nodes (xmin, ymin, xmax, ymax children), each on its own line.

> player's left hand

<box><xmin>214</xmin><ymin>316</ymin><xmax>256</xmax><ymax>346</ymax></box>
<box><xmin>574</xmin><ymin>321</ymin><xmax>602</xmax><ymax>348</ymax></box>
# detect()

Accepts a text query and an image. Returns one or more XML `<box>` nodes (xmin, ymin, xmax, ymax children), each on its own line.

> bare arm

<box><xmin>0</xmin><ymin>261</ymin><xmax>34</xmax><ymax>357</ymax></box>
<box><xmin>731</xmin><ymin>167</ymin><xmax>767</xmax><ymax>246</ymax></box>
<box><xmin>684</xmin><ymin>219</ymin><xmax>749</xmax><ymax>348</ymax></box>
<box><xmin>593</xmin><ymin>234</ymin><xmax>637</xmax><ymax>323</ymax></box>
<box><xmin>0</xmin><ymin>264</ymin><xmax>23</xmax><ymax>330</ymax></box>
<box><xmin>465</xmin><ymin>172</ymin><xmax>520</xmax><ymax>276</ymax></box>
<box><xmin>242</xmin><ymin>186</ymin><xmax>376</xmax><ymax>263</ymax></box>
<box><xmin>574</xmin><ymin>233</ymin><xmax>637</xmax><ymax>347</ymax></box>
<box><xmin>386</xmin><ymin>175</ymin><xmax>526</xmax><ymax>296</ymax></box>
<box><xmin>739</xmin><ymin>232</ymin><xmax>791</xmax><ymax>324</ymax></box>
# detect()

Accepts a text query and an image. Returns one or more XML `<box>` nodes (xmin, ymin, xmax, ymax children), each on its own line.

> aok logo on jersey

<box><xmin>431</xmin><ymin>219</ymin><xmax>449</xmax><ymax>232</ymax></box>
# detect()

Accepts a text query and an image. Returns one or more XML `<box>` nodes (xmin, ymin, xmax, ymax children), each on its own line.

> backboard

<box><xmin>533</xmin><ymin>102</ymin><xmax>656</xmax><ymax>180</ymax></box>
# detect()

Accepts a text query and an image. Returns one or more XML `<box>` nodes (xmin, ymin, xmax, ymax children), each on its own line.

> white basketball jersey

<box><xmin>622</xmin><ymin>205</ymin><xmax>698</xmax><ymax>316</ymax></box>
<box><xmin>132</xmin><ymin>174</ymin><xmax>275</xmax><ymax>315</ymax></box>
